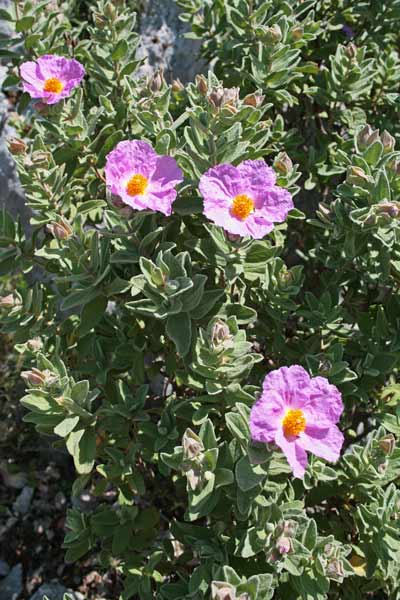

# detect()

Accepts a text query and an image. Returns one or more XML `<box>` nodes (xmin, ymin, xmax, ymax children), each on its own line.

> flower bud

<box><xmin>346</xmin><ymin>166</ymin><xmax>370</xmax><ymax>185</ymax></box>
<box><xmin>345</xmin><ymin>43</ymin><xmax>357</xmax><ymax>60</ymax></box>
<box><xmin>47</xmin><ymin>217</ymin><xmax>73</xmax><ymax>241</ymax></box>
<box><xmin>263</xmin><ymin>24</ymin><xmax>282</xmax><ymax>44</ymax></box>
<box><xmin>195</xmin><ymin>74</ymin><xmax>208</xmax><ymax>96</ymax></box>
<box><xmin>243</xmin><ymin>92</ymin><xmax>265</xmax><ymax>108</ymax></box>
<box><xmin>211</xmin><ymin>320</ymin><xmax>233</xmax><ymax>350</ymax></box>
<box><xmin>172</xmin><ymin>78</ymin><xmax>184</xmax><ymax>93</ymax></box>
<box><xmin>381</xmin><ymin>130</ymin><xmax>395</xmax><ymax>153</ymax></box>
<box><xmin>318</xmin><ymin>358</ymin><xmax>332</xmax><ymax>374</ymax></box>
<box><xmin>375</xmin><ymin>202</ymin><xmax>400</xmax><ymax>218</ymax></box>
<box><xmin>326</xmin><ymin>558</ymin><xmax>345</xmax><ymax>581</ymax></box>
<box><xmin>211</xmin><ymin>581</ymin><xmax>236</xmax><ymax>600</ymax></box>
<box><xmin>149</xmin><ymin>69</ymin><xmax>164</xmax><ymax>93</ymax></box>
<box><xmin>274</xmin><ymin>152</ymin><xmax>293</xmax><ymax>175</ymax></box>
<box><xmin>276</xmin><ymin>519</ymin><xmax>297</xmax><ymax>538</ymax></box>
<box><xmin>357</xmin><ymin>125</ymin><xmax>374</xmax><ymax>151</ymax></box>
<box><xmin>208</xmin><ymin>87</ymin><xmax>224</xmax><ymax>110</ymax></box>
<box><xmin>93</xmin><ymin>12</ymin><xmax>107</xmax><ymax>28</ymax></box>
<box><xmin>31</xmin><ymin>150</ymin><xmax>51</xmax><ymax>167</ymax></box>
<box><xmin>104</xmin><ymin>2</ymin><xmax>116</xmax><ymax>20</ymax></box>
<box><xmin>276</xmin><ymin>535</ymin><xmax>292</xmax><ymax>554</ymax></box>
<box><xmin>291</xmin><ymin>25</ymin><xmax>304</xmax><ymax>40</ymax></box>
<box><xmin>182</xmin><ymin>428</ymin><xmax>204</xmax><ymax>460</ymax></box>
<box><xmin>0</xmin><ymin>294</ymin><xmax>20</xmax><ymax>308</ymax></box>
<box><xmin>185</xmin><ymin>466</ymin><xmax>202</xmax><ymax>490</ymax></box>
<box><xmin>8</xmin><ymin>138</ymin><xmax>26</xmax><ymax>155</ymax></box>
<box><xmin>379</xmin><ymin>434</ymin><xmax>396</xmax><ymax>456</ymax></box>
<box><xmin>21</xmin><ymin>368</ymin><xmax>47</xmax><ymax>387</ymax></box>
<box><xmin>27</xmin><ymin>338</ymin><xmax>43</xmax><ymax>352</ymax></box>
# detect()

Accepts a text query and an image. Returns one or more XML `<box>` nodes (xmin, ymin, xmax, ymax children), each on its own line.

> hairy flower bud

<box><xmin>274</xmin><ymin>152</ymin><xmax>293</xmax><ymax>175</ymax></box>
<box><xmin>208</xmin><ymin>87</ymin><xmax>240</xmax><ymax>111</ymax></box>
<box><xmin>345</xmin><ymin>43</ymin><xmax>357</xmax><ymax>60</ymax></box>
<box><xmin>381</xmin><ymin>130</ymin><xmax>395</xmax><ymax>153</ymax></box>
<box><xmin>172</xmin><ymin>78</ymin><xmax>184</xmax><ymax>93</ymax></box>
<box><xmin>8</xmin><ymin>138</ymin><xmax>26</xmax><ymax>155</ymax></box>
<box><xmin>211</xmin><ymin>320</ymin><xmax>233</xmax><ymax>350</ymax></box>
<box><xmin>291</xmin><ymin>25</ymin><xmax>304</xmax><ymax>40</ymax></box>
<box><xmin>276</xmin><ymin>519</ymin><xmax>297</xmax><ymax>538</ymax></box>
<box><xmin>104</xmin><ymin>2</ymin><xmax>116</xmax><ymax>20</ymax></box>
<box><xmin>149</xmin><ymin>69</ymin><xmax>164</xmax><ymax>93</ymax></box>
<box><xmin>326</xmin><ymin>558</ymin><xmax>345</xmax><ymax>581</ymax></box>
<box><xmin>211</xmin><ymin>581</ymin><xmax>236</xmax><ymax>600</ymax></box>
<box><xmin>21</xmin><ymin>368</ymin><xmax>47</xmax><ymax>387</ymax></box>
<box><xmin>182</xmin><ymin>428</ymin><xmax>204</xmax><ymax>460</ymax></box>
<box><xmin>276</xmin><ymin>535</ymin><xmax>292</xmax><ymax>554</ymax></box>
<box><xmin>195</xmin><ymin>74</ymin><xmax>208</xmax><ymax>96</ymax></box>
<box><xmin>93</xmin><ymin>12</ymin><xmax>106</xmax><ymax>28</ymax></box>
<box><xmin>379</xmin><ymin>434</ymin><xmax>396</xmax><ymax>456</ymax></box>
<box><xmin>243</xmin><ymin>92</ymin><xmax>265</xmax><ymax>108</ymax></box>
<box><xmin>0</xmin><ymin>294</ymin><xmax>20</xmax><ymax>308</ymax></box>
<box><xmin>31</xmin><ymin>150</ymin><xmax>51</xmax><ymax>167</ymax></box>
<box><xmin>346</xmin><ymin>166</ymin><xmax>370</xmax><ymax>185</ymax></box>
<box><xmin>375</xmin><ymin>202</ymin><xmax>400</xmax><ymax>218</ymax></box>
<box><xmin>263</xmin><ymin>24</ymin><xmax>282</xmax><ymax>44</ymax></box>
<box><xmin>27</xmin><ymin>338</ymin><xmax>43</xmax><ymax>352</ymax></box>
<box><xmin>47</xmin><ymin>217</ymin><xmax>73</xmax><ymax>240</ymax></box>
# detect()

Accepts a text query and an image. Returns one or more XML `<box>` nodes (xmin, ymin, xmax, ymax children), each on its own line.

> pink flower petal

<box><xmin>275</xmin><ymin>427</ymin><xmax>308</xmax><ymax>478</ymax></box>
<box><xmin>250</xmin><ymin>390</ymin><xmax>285</xmax><ymax>443</ymax></box>
<box><xmin>306</xmin><ymin>376</ymin><xmax>343</xmax><ymax>423</ymax></box>
<box><xmin>298</xmin><ymin>424</ymin><xmax>344</xmax><ymax>463</ymax></box>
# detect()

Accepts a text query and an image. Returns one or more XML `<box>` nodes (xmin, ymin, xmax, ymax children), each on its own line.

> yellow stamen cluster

<box><xmin>231</xmin><ymin>194</ymin><xmax>255</xmax><ymax>220</ymax></box>
<box><xmin>43</xmin><ymin>77</ymin><xmax>64</xmax><ymax>94</ymax></box>
<box><xmin>282</xmin><ymin>408</ymin><xmax>306</xmax><ymax>437</ymax></box>
<box><xmin>126</xmin><ymin>174</ymin><xmax>148</xmax><ymax>196</ymax></box>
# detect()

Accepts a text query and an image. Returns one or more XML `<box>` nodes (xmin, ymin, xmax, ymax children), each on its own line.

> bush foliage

<box><xmin>2</xmin><ymin>0</ymin><xmax>400</xmax><ymax>598</ymax></box>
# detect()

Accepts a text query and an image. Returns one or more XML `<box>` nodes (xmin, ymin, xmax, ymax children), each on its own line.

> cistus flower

<box><xmin>105</xmin><ymin>140</ymin><xmax>183</xmax><ymax>216</ymax></box>
<box><xmin>249</xmin><ymin>365</ymin><xmax>344</xmax><ymax>478</ymax></box>
<box><xmin>199</xmin><ymin>160</ymin><xmax>293</xmax><ymax>238</ymax></box>
<box><xmin>20</xmin><ymin>55</ymin><xmax>85</xmax><ymax>105</ymax></box>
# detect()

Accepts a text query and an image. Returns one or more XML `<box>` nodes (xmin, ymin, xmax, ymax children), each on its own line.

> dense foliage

<box><xmin>1</xmin><ymin>0</ymin><xmax>400</xmax><ymax>598</ymax></box>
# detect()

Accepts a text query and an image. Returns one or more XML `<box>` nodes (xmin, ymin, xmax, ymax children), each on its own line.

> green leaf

<box><xmin>78</xmin><ymin>295</ymin><xmax>107</xmax><ymax>336</ymax></box>
<box><xmin>235</xmin><ymin>456</ymin><xmax>265</xmax><ymax>491</ymax></box>
<box><xmin>66</xmin><ymin>428</ymin><xmax>96</xmax><ymax>474</ymax></box>
<box><xmin>54</xmin><ymin>416</ymin><xmax>80</xmax><ymax>438</ymax></box>
<box><xmin>112</xmin><ymin>39</ymin><xmax>128</xmax><ymax>61</ymax></box>
<box><xmin>16</xmin><ymin>16</ymin><xmax>34</xmax><ymax>31</ymax></box>
<box><xmin>166</xmin><ymin>312</ymin><xmax>192</xmax><ymax>356</ymax></box>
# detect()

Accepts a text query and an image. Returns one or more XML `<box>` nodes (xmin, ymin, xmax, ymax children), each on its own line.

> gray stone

<box><xmin>137</xmin><ymin>0</ymin><xmax>205</xmax><ymax>82</ymax></box>
<box><xmin>0</xmin><ymin>561</ymin><xmax>10</xmax><ymax>578</ymax></box>
<box><xmin>0</xmin><ymin>563</ymin><xmax>23</xmax><ymax>600</ymax></box>
<box><xmin>29</xmin><ymin>582</ymin><xmax>83</xmax><ymax>600</ymax></box>
<box><xmin>13</xmin><ymin>486</ymin><xmax>34</xmax><ymax>515</ymax></box>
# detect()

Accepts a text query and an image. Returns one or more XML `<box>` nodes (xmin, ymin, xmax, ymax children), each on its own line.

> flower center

<box><xmin>282</xmin><ymin>409</ymin><xmax>306</xmax><ymax>437</ymax></box>
<box><xmin>231</xmin><ymin>194</ymin><xmax>255</xmax><ymax>220</ymax></box>
<box><xmin>43</xmin><ymin>77</ymin><xmax>64</xmax><ymax>94</ymax></box>
<box><xmin>126</xmin><ymin>174</ymin><xmax>148</xmax><ymax>196</ymax></box>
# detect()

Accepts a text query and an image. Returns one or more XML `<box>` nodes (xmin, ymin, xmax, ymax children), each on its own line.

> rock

<box><xmin>0</xmin><ymin>561</ymin><xmax>10</xmax><ymax>578</ymax></box>
<box><xmin>29</xmin><ymin>582</ymin><xmax>83</xmax><ymax>600</ymax></box>
<box><xmin>13</xmin><ymin>486</ymin><xmax>34</xmax><ymax>515</ymax></box>
<box><xmin>0</xmin><ymin>563</ymin><xmax>23</xmax><ymax>600</ymax></box>
<box><xmin>137</xmin><ymin>0</ymin><xmax>205</xmax><ymax>81</ymax></box>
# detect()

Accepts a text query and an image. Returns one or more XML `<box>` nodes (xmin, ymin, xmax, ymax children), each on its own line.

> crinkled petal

<box><xmin>145</xmin><ymin>189</ymin><xmax>177</xmax><ymax>216</ymax></box>
<box><xmin>250</xmin><ymin>390</ymin><xmax>285</xmax><ymax>443</ymax></box>
<box><xmin>306</xmin><ymin>376</ymin><xmax>343</xmax><ymax>423</ymax></box>
<box><xmin>105</xmin><ymin>140</ymin><xmax>158</xmax><ymax>194</ymax></box>
<box><xmin>262</xmin><ymin>365</ymin><xmax>311</xmax><ymax>405</ymax></box>
<box><xmin>275</xmin><ymin>427</ymin><xmax>308</xmax><ymax>478</ymax></box>
<box><xmin>199</xmin><ymin>163</ymin><xmax>243</xmax><ymax>203</ymax></box>
<box><xmin>152</xmin><ymin>155</ymin><xmax>183</xmax><ymax>189</ymax></box>
<box><xmin>20</xmin><ymin>61</ymin><xmax>44</xmax><ymax>85</ymax></box>
<box><xmin>237</xmin><ymin>159</ymin><xmax>276</xmax><ymax>188</ymax></box>
<box><xmin>298</xmin><ymin>424</ymin><xmax>343</xmax><ymax>463</ymax></box>
<box><xmin>261</xmin><ymin>186</ymin><xmax>294</xmax><ymax>223</ymax></box>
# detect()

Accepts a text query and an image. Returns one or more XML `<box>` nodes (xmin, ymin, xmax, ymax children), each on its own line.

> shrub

<box><xmin>1</xmin><ymin>0</ymin><xmax>400</xmax><ymax>598</ymax></box>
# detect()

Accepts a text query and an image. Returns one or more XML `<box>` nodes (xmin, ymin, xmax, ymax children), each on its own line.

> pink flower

<box><xmin>20</xmin><ymin>55</ymin><xmax>85</xmax><ymax>105</ymax></box>
<box><xmin>105</xmin><ymin>140</ymin><xmax>183</xmax><ymax>216</ymax></box>
<box><xmin>250</xmin><ymin>365</ymin><xmax>344</xmax><ymax>478</ymax></box>
<box><xmin>199</xmin><ymin>160</ymin><xmax>293</xmax><ymax>238</ymax></box>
